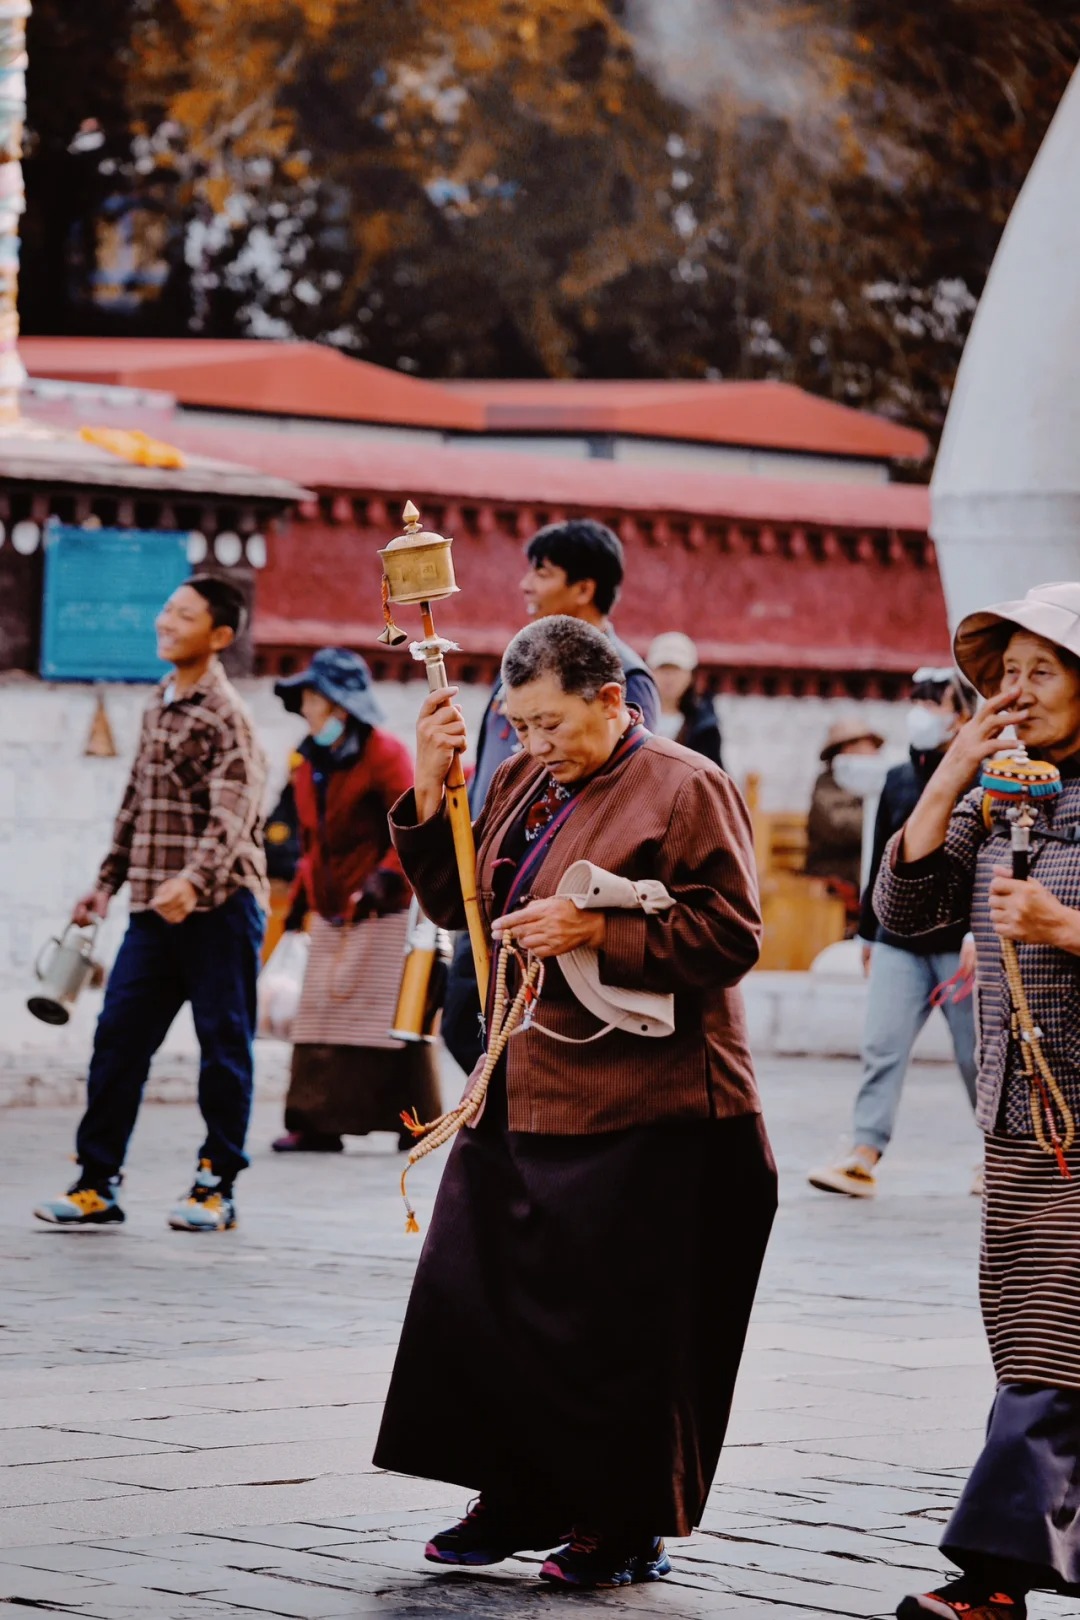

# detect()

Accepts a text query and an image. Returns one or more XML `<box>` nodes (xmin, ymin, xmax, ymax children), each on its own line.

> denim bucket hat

<box><xmin>274</xmin><ymin>647</ymin><xmax>384</xmax><ymax>728</ymax></box>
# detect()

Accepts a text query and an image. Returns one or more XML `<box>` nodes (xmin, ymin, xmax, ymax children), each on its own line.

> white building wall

<box><xmin>611</xmin><ymin>437</ymin><xmax>889</xmax><ymax>485</ymax></box>
<box><xmin>445</xmin><ymin>431</ymin><xmax>890</xmax><ymax>483</ymax></box>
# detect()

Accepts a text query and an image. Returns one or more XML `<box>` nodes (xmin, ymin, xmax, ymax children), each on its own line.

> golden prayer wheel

<box><xmin>374</xmin><ymin>499</ymin><xmax>491</xmax><ymax>1005</ymax></box>
<box><xmin>376</xmin><ymin>500</ymin><xmax>458</xmax><ymax>645</ymax></box>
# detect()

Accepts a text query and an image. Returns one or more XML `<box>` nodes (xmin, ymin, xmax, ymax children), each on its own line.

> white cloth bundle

<box><xmin>532</xmin><ymin>859</ymin><xmax>676</xmax><ymax>1042</ymax></box>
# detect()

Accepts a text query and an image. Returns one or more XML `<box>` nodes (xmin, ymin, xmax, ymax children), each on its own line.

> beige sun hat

<box><xmin>954</xmin><ymin>581</ymin><xmax>1080</xmax><ymax>698</ymax></box>
<box><xmin>647</xmin><ymin>631</ymin><xmax>698</xmax><ymax>672</ymax></box>
<box><xmin>820</xmin><ymin>717</ymin><xmax>885</xmax><ymax>762</ymax></box>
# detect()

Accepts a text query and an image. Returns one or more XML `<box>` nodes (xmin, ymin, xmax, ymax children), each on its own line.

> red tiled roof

<box><xmin>445</xmin><ymin>378</ymin><xmax>929</xmax><ymax>461</ymax></box>
<box><xmin>20</xmin><ymin>338</ymin><xmax>928</xmax><ymax>461</ymax></box>
<box><xmin>19</xmin><ymin>338</ymin><xmax>486</xmax><ymax>433</ymax></box>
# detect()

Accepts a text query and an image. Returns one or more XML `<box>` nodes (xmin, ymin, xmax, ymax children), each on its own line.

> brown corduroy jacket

<box><xmin>389</xmin><ymin>736</ymin><xmax>763</xmax><ymax>1135</ymax></box>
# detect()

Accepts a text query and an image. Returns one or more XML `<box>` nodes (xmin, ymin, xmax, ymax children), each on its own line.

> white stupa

<box><xmin>931</xmin><ymin>66</ymin><xmax>1080</xmax><ymax>626</ymax></box>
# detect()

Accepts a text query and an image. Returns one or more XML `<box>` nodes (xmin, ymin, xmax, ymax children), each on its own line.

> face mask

<box><xmin>906</xmin><ymin>705</ymin><xmax>951</xmax><ymax>753</ymax></box>
<box><xmin>313</xmin><ymin>715</ymin><xmax>346</xmax><ymax>747</ymax></box>
<box><xmin>831</xmin><ymin>752</ymin><xmax>885</xmax><ymax>798</ymax></box>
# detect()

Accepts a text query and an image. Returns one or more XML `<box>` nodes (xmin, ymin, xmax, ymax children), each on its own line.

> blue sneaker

<box><xmin>34</xmin><ymin>1175</ymin><xmax>124</xmax><ymax>1227</ymax></box>
<box><xmin>424</xmin><ymin>1497</ymin><xmax>565</xmax><ymax>1566</ymax></box>
<box><xmin>167</xmin><ymin>1161</ymin><xmax>236</xmax><ymax>1232</ymax></box>
<box><xmin>540</xmin><ymin>1532</ymin><xmax>672</xmax><ymax>1589</ymax></box>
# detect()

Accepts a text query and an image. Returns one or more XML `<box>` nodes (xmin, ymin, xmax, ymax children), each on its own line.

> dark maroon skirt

<box><xmin>284</xmin><ymin>1043</ymin><xmax>441</xmax><ymax>1139</ymax></box>
<box><xmin>373</xmin><ymin>1075</ymin><xmax>777</xmax><ymax>1536</ymax></box>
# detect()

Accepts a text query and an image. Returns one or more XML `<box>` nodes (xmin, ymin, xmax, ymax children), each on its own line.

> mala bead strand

<box><xmin>399</xmin><ymin>930</ymin><xmax>541</xmax><ymax>1232</ymax></box>
<box><xmin>1003</xmin><ymin>939</ymin><xmax>1076</xmax><ymax>1176</ymax></box>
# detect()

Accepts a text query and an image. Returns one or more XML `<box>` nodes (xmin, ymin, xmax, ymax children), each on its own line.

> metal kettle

<box><xmin>28</xmin><ymin>922</ymin><xmax>101</xmax><ymax>1026</ymax></box>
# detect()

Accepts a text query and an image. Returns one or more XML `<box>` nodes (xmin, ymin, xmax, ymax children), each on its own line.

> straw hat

<box><xmin>954</xmin><ymin>582</ymin><xmax>1080</xmax><ymax>698</ymax></box>
<box><xmin>820</xmin><ymin>717</ymin><xmax>884</xmax><ymax>762</ymax></box>
<box><xmin>647</xmin><ymin>631</ymin><xmax>698</xmax><ymax>672</ymax></box>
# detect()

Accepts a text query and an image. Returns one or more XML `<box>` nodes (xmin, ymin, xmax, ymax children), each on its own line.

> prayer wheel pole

<box><xmin>377</xmin><ymin>501</ymin><xmax>491</xmax><ymax>1006</ymax></box>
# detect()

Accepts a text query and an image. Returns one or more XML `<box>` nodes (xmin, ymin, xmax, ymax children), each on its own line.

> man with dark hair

<box><xmin>470</xmin><ymin>519</ymin><xmax>657</xmax><ymax>808</ymax></box>
<box><xmin>442</xmin><ymin>519</ymin><xmax>659</xmax><ymax>1073</ymax></box>
<box><xmin>35</xmin><ymin>575</ymin><xmax>268</xmax><ymax>1232</ymax></box>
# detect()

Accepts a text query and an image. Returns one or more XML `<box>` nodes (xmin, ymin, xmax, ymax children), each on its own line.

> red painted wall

<box><xmin>256</xmin><ymin>504</ymin><xmax>949</xmax><ymax>698</ymax></box>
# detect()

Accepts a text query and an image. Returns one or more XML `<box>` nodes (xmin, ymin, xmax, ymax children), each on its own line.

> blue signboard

<box><xmin>41</xmin><ymin>526</ymin><xmax>190</xmax><ymax>681</ymax></box>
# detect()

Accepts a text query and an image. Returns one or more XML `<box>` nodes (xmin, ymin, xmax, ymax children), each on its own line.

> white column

<box><xmin>931</xmin><ymin>65</ymin><xmax>1080</xmax><ymax>627</ymax></box>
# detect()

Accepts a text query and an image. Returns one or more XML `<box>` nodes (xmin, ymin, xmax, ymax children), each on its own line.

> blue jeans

<box><xmin>854</xmin><ymin>941</ymin><xmax>977</xmax><ymax>1154</ymax></box>
<box><xmin>76</xmin><ymin>890</ymin><xmax>265</xmax><ymax>1186</ymax></box>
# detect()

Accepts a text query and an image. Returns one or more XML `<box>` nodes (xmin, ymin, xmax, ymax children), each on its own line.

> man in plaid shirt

<box><xmin>35</xmin><ymin>576</ymin><xmax>269</xmax><ymax>1232</ymax></box>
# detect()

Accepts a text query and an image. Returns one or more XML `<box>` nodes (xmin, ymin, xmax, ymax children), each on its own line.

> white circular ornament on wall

<box><xmin>214</xmin><ymin>531</ymin><xmax>242</xmax><ymax>567</ymax></box>
<box><xmin>11</xmin><ymin>519</ymin><xmax>39</xmax><ymax>555</ymax></box>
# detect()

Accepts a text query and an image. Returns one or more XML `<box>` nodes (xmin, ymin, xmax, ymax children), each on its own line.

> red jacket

<box><xmin>292</xmin><ymin>727</ymin><xmax>414</xmax><ymax>922</ymax></box>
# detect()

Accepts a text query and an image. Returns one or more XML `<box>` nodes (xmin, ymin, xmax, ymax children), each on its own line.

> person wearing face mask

<box><xmin>808</xmin><ymin>669</ymin><xmax>978</xmax><ymax>1200</ymax></box>
<box><xmin>804</xmin><ymin>719</ymin><xmax>886</xmax><ymax>920</ymax></box>
<box><xmin>269</xmin><ymin>649</ymin><xmax>441</xmax><ymax>1155</ymax></box>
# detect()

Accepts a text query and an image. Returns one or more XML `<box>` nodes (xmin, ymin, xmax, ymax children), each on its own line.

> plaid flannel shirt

<box><xmin>97</xmin><ymin>660</ymin><xmax>269</xmax><ymax>914</ymax></box>
<box><xmin>874</xmin><ymin>771</ymin><xmax>1080</xmax><ymax>1136</ymax></box>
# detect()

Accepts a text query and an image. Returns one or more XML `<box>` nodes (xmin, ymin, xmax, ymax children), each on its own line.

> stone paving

<box><xmin>0</xmin><ymin>1053</ymin><xmax>1070</xmax><ymax>1619</ymax></box>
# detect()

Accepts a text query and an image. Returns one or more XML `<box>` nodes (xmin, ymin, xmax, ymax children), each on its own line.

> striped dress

<box><xmin>874</xmin><ymin>762</ymin><xmax>1080</xmax><ymax>1387</ymax></box>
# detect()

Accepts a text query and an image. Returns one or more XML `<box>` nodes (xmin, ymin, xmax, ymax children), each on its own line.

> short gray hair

<box><xmin>501</xmin><ymin>615</ymin><xmax>626</xmax><ymax>701</ymax></box>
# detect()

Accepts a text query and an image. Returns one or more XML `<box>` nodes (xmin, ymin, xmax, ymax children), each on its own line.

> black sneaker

<box><xmin>540</xmin><ymin>1531</ymin><xmax>672</xmax><ymax>1589</ymax></box>
<box><xmin>34</xmin><ymin>1176</ymin><xmax>124</xmax><ymax>1226</ymax></box>
<box><xmin>424</xmin><ymin>1497</ymin><xmax>565</xmax><ymax>1566</ymax></box>
<box><xmin>167</xmin><ymin>1161</ymin><xmax>236</xmax><ymax>1232</ymax></box>
<box><xmin>897</xmin><ymin>1575</ymin><xmax>1027</xmax><ymax>1620</ymax></box>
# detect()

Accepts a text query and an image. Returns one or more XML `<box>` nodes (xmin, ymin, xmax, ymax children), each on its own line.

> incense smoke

<box><xmin>624</xmin><ymin>0</ymin><xmax>843</xmax><ymax>125</ymax></box>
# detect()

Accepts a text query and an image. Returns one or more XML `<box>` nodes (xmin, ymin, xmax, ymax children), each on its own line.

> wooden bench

<box><xmin>744</xmin><ymin>774</ymin><xmax>846</xmax><ymax>971</ymax></box>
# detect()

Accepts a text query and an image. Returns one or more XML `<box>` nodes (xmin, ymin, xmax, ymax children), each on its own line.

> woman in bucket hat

<box><xmin>875</xmin><ymin>584</ymin><xmax>1080</xmax><ymax>1619</ymax></box>
<box><xmin>270</xmin><ymin>649</ymin><xmax>441</xmax><ymax>1154</ymax></box>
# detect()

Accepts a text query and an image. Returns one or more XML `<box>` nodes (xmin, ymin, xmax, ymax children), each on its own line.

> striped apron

<box><xmin>980</xmin><ymin>1134</ymin><xmax>1080</xmax><ymax>1391</ymax></box>
<box><xmin>289</xmin><ymin>912</ymin><xmax>408</xmax><ymax>1051</ymax></box>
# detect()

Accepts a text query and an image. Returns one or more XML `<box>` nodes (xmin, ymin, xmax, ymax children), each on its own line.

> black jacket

<box><xmin>858</xmin><ymin>749</ymin><xmax>969</xmax><ymax>955</ymax></box>
<box><xmin>675</xmin><ymin>692</ymin><xmax>723</xmax><ymax>768</ymax></box>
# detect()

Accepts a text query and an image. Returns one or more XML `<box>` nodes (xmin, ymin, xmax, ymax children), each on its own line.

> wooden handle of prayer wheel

<box><xmin>446</xmin><ymin>772</ymin><xmax>490</xmax><ymax>1006</ymax></box>
<box><xmin>415</xmin><ymin>604</ymin><xmax>490</xmax><ymax>1005</ymax></box>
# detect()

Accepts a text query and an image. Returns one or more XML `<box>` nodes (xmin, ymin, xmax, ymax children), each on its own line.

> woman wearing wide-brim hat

<box><xmin>270</xmin><ymin>649</ymin><xmax>441</xmax><ymax>1154</ymax></box>
<box><xmin>875</xmin><ymin>583</ymin><xmax>1080</xmax><ymax>1620</ymax></box>
<box><xmin>803</xmin><ymin>717</ymin><xmax>885</xmax><ymax>901</ymax></box>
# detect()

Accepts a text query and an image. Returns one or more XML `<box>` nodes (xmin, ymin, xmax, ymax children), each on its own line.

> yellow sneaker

<box><xmin>167</xmin><ymin>1161</ymin><xmax>237</xmax><ymax>1232</ymax></box>
<box><xmin>808</xmin><ymin>1148</ymin><xmax>878</xmax><ymax>1198</ymax></box>
<box><xmin>34</xmin><ymin>1177</ymin><xmax>124</xmax><ymax>1226</ymax></box>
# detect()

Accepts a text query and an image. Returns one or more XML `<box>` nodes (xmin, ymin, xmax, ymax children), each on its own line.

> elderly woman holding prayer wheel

<box><xmin>875</xmin><ymin>584</ymin><xmax>1080</xmax><ymax>1620</ymax></box>
<box><xmin>372</xmin><ymin>614</ymin><xmax>777</xmax><ymax>1592</ymax></box>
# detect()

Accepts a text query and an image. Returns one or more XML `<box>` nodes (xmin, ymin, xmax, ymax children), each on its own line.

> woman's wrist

<box><xmin>413</xmin><ymin>779</ymin><xmax>445</xmax><ymax>823</ymax></box>
<box><xmin>1050</xmin><ymin>902</ymin><xmax>1080</xmax><ymax>955</ymax></box>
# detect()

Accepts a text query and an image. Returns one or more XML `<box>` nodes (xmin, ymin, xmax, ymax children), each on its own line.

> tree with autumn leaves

<box><xmin>21</xmin><ymin>0</ymin><xmax>1080</xmax><ymax>435</ymax></box>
